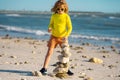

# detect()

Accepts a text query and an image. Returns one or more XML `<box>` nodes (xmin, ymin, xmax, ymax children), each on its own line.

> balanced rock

<box><xmin>58</xmin><ymin>55</ymin><xmax>69</xmax><ymax>63</ymax></box>
<box><xmin>62</xmin><ymin>47</ymin><xmax>69</xmax><ymax>52</ymax></box>
<box><xmin>53</xmin><ymin>67</ymin><xmax>68</xmax><ymax>74</ymax></box>
<box><xmin>54</xmin><ymin>42</ymin><xmax>71</xmax><ymax>78</ymax></box>
<box><xmin>58</xmin><ymin>63</ymin><xmax>69</xmax><ymax>68</ymax></box>
<box><xmin>55</xmin><ymin>73</ymin><xmax>69</xmax><ymax>79</ymax></box>
<box><xmin>61</xmin><ymin>51</ymin><xmax>71</xmax><ymax>57</ymax></box>
<box><xmin>61</xmin><ymin>43</ymin><xmax>69</xmax><ymax>48</ymax></box>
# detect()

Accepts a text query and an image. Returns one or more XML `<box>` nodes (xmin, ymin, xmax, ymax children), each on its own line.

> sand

<box><xmin>0</xmin><ymin>37</ymin><xmax>120</xmax><ymax>80</ymax></box>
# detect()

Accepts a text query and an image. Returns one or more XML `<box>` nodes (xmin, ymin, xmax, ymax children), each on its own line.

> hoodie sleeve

<box><xmin>66</xmin><ymin>14</ymin><xmax>72</xmax><ymax>37</ymax></box>
<box><xmin>48</xmin><ymin>14</ymin><xmax>54</xmax><ymax>29</ymax></box>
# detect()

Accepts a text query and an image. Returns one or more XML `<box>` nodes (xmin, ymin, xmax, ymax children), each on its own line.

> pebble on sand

<box><xmin>89</xmin><ymin>57</ymin><xmax>103</xmax><ymax>64</ymax></box>
<box><xmin>32</xmin><ymin>71</ymin><xmax>42</xmax><ymax>77</ymax></box>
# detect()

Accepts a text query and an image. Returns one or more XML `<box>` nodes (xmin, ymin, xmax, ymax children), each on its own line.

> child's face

<box><xmin>56</xmin><ymin>5</ymin><xmax>65</xmax><ymax>14</ymax></box>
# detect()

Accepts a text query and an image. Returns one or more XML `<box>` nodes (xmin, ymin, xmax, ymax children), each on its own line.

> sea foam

<box><xmin>0</xmin><ymin>24</ymin><xmax>49</xmax><ymax>36</ymax></box>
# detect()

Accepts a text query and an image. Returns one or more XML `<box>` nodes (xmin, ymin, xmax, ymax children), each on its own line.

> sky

<box><xmin>0</xmin><ymin>0</ymin><xmax>120</xmax><ymax>13</ymax></box>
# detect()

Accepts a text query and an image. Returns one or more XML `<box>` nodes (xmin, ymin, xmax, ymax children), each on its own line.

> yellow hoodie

<box><xmin>48</xmin><ymin>13</ymin><xmax>72</xmax><ymax>37</ymax></box>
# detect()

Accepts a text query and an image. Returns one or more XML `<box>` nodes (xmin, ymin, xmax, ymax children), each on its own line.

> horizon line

<box><xmin>0</xmin><ymin>10</ymin><xmax>120</xmax><ymax>14</ymax></box>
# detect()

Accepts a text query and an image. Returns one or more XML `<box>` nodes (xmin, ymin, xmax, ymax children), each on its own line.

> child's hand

<box><xmin>48</xmin><ymin>28</ymin><xmax>52</xmax><ymax>33</ymax></box>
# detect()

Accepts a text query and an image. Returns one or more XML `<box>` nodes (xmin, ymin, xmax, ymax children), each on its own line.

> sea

<box><xmin>0</xmin><ymin>12</ymin><xmax>120</xmax><ymax>49</ymax></box>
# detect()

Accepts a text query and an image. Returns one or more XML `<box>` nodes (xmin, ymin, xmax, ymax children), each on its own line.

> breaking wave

<box><xmin>5</xmin><ymin>14</ymin><xmax>21</xmax><ymax>17</ymax></box>
<box><xmin>71</xmin><ymin>34</ymin><xmax>120</xmax><ymax>42</ymax></box>
<box><xmin>0</xmin><ymin>24</ymin><xmax>49</xmax><ymax>36</ymax></box>
<box><xmin>0</xmin><ymin>24</ymin><xmax>120</xmax><ymax>42</ymax></box>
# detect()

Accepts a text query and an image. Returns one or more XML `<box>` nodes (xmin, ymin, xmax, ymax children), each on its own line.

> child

<box><xmin>40</xmin><ymin>0</ymin><xmax>73</xmax><ymax>76</ymax></box>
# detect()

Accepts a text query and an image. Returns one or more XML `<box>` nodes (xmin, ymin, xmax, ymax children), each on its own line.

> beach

<box><xmin>0</xmin><ymin>36</ymin><xmax>120</xmax><ymax>80</ymax></box>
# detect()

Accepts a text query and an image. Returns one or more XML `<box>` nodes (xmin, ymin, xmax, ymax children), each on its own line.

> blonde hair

<box><xmin>51</xmin><ymin>0</ymin><xmax>69</xmax><ymax>13</ymax></box>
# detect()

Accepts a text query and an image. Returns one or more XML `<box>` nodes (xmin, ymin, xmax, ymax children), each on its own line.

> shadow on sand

<box><xmin>0</xmin><ymin>69</ymin><xmax>33</xmax><ymax>76</ymax></box>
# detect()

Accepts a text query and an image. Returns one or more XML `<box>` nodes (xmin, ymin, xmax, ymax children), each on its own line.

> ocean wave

<box><xmin>5</xmin><ymin>14</ymin><xmax>21</xmax><ymax>17</ymax></box>
<box><xmin>109</xmin><ymin>16</ymin><xmax>120</xmax><ymax>19</ymax></box>
<box><xmin>0</xmin><ymin>24</ymin><xmax>49</xmax><ymax>36</ymax></box>
<box><xmin>71</xmin><ymin>34</ymin><xmax>120</xmax><ymax>42</ymax></box>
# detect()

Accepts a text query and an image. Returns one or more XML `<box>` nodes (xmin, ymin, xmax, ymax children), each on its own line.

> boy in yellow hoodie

<box><xmin>40</xmin><ymin>0</ymin><xmax>73</xmax><ymax>76</ymax></box>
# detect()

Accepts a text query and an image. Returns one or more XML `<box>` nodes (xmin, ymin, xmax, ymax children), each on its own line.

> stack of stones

<box><xmin>53</xmin><ymin>42</ymin><xmax>71</xmax><ymax>78</ymax></box>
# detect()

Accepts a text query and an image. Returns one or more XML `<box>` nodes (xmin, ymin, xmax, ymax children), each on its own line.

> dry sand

<box><xmin>0</xmin><ymin>37</ymin><xmax>120</xmax><ymax>80</ymax></box>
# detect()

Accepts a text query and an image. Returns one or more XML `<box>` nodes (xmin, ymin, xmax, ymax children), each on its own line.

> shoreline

<box><xmin>1</xmin><ymin>34</ymin><xmax>120</xmax><ymax>51</ymax></box>
<box><xmin>0</xmin><ymin>36</ymin><xmax>120</xmax><ymax>80</ymax></box>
